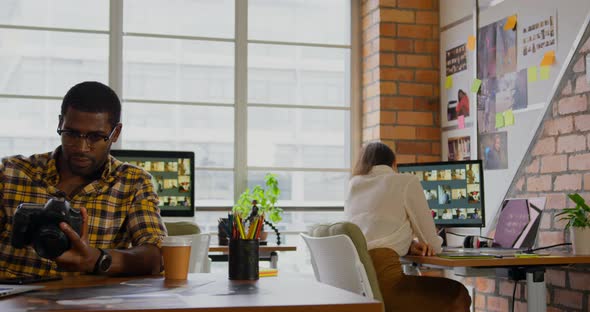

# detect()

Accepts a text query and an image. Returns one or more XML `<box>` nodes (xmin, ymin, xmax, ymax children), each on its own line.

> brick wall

<box><xmin>361</xmin><ymin>0</ymin><xmax>441</xmax><ymax>163</ymax></box>
<box><xmin>473</xmin><ymin>25</ymin><xmax>590</xmax><ymax>312</ymax></box>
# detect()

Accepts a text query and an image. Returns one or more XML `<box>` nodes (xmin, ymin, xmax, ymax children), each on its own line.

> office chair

<box><xmin>302</xmin><ymin>222</ymin><xmax>383</xmax><ymax>305</ymax></box>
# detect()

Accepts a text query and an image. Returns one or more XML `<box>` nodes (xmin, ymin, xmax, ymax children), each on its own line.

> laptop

<box><xmin>441</xmin><ymin>198</ymin><xmax>546</xmax><ymax>257</ymax></box>
<box><xmin>0</xmin><ymin>285</ymin><xmax>43</xmax><ymax>298</ymax></box>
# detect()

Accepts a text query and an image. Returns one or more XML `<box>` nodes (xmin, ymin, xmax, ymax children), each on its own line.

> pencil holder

<box><xmin>228</xmin><ymin>239</ymin><xmax>259</xmax><ymax>280</ymax></box>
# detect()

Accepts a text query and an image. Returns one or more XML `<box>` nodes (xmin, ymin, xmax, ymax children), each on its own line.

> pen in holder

<box><xmin>228</xmin><ymin>238</ymin><xmax>259</xmax><ymax>280</ymax></box>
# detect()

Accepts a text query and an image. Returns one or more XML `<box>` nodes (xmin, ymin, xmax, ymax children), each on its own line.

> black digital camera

<box><xmin>11</xmin><ymin>198</ymin><xmax>82</xmax><ymax>259</ymax></box>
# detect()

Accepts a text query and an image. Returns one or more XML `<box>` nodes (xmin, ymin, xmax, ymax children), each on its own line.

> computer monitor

<box><xmin>110</xmin><ymin>149</ymin><xmax>195</xmax><ymax>217</ymax></box>
<box><xmin>397</xmin><ymin>160</ymin><xmax>485</xmax><ymax>227</ymax></box>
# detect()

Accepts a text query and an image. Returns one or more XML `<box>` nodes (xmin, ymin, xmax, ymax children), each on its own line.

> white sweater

<box><xmin>344</xmin><ymin>165</ymin><xmax>443</xmax><ymax>256</ymax></box>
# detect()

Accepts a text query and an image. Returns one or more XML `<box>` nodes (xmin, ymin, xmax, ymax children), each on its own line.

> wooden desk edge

<box><xmin>403</xmin><ymin>255</ymin><xmax>590</xmax><ymax>267</ymax></box>
<box><xmin>209</xmin><ymin>245</ymin><xmax>297</xmax><ymax>252</ymax></box>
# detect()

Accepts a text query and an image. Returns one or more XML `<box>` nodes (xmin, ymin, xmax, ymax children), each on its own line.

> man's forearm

<box><xmin>107</xmin><ymin>244</ymin><xmax>162</xmax><ymax>276</ymax></box>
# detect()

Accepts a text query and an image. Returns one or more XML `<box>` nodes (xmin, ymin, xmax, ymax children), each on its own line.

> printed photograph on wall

<box><xmin>479</xmin><ymin>131</ymin><xmax>509</xmax><ymax>170</ymax></box>
<box><xmin>478</xmin><ymin>22</ymin><xmax>497</xmax><ymax>79</ymax></box>
<box><xmin>518</xmin><ymin>10</ymin><xmax>558</xmax><ymax>69</ymax></box>
<box><xmin>447</xmin><ymin>88</ymin><xmax>470</xmax><ymax>121</ymax></box>
<box><xmin>447</xmin><ymin>135</ymin><xmax>471</xmax><ymax>161</ymax></box>
<box><xmin>477</xmin><ymin>77</ymin><xmax>497</xmax><ymax>133</ymax></box>
<box><xmin>495</xmin><ymin>69</ymin><xmax>528</xmax><ymax>112</ymax></box>
<box><xmin>495</xmin><ymin>17</ymin><xmax>517</xmax><ymax>76</ymax></box>
<box><xmin>446</xmin><ymin>44</ymin><xmax>467</xmax><ymax>76</ymax></box>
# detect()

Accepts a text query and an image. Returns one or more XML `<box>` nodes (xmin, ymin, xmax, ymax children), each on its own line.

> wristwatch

<box><xmin>93</xmin><ymin>248</ymin><xmax>112</xmax><ymax>275</ymax></box>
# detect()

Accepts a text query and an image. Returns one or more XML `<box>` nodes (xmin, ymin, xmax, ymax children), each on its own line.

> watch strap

<box><xmin>92</xmin><ymin>248</ymin><xmax>106</xmax><ymax>274</ymax></box>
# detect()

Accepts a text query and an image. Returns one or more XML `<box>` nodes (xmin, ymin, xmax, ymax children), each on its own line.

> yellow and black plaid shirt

<box><xmin>0</xmin><ymin>148</ymin><xmax>167</xmax><ymax>277</ymax></box>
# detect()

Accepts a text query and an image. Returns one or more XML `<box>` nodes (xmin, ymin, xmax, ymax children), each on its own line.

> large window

<box><xmin>0</xmin><ymin>0</ymin><xmax>356</xmax><ymax>232</ymax></box>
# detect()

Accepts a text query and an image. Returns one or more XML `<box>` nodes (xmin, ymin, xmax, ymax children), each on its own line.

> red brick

<box><xmin>581</xmin><ymin>37</ymin><xmax>590</xmax><ymax>53</ymax></box>
<box><xmin>554</xmin><ymin>289</ymin><xmax>583</xmax><ymax>309</ymax></box>
<box><xmin>538</xmin><ymin>231</ymin><xmax>565</xmax><ymax>247</ymax></box>
<box><xmin>417</xmin><ymin>155</ymin><xmax>440</xmax><ymax>162</ymax></box>
<box><xmin>382</xmin><ymin>126</ymin><xmax>416</xmax><ymax>139</ymax></box>
<box><xmin>379</xmin><ymin>0</ymin><xmax>397</xmax><ymax>7</ymax></box>
<box><xmin>397</xmin><ymin>24</ymin><xmax>432</xmax><ymax>39</ymax></box>
<box><xmin>415</xmin><ymin>70</ymin><xmax>438</xmax><ymax>83</ymax></box>
<box><xmin>380</xmin><ymin>111</ymin><xmax>396</xmax><ymax>124</ymax></box>
<box><xmin>397</xmin><ymin>111</ymin><xmax>433</xmax><ymax>125</ymax></box>
<box><xmin>532</xmin><ymin>137</ymin><xmax>555</xmax><ymax>156</ymax></box>
<box><xmin>575</xmin><ymin>75</ymin><xmax>590</xmax><ymax>93</ymax></box>
<box><xmin>432</xmin><ymin>142</ymin><xmax>441</xmax><ymax>154</ymax></box>
<box><xmin>415</xmin><ymin>11</ymin><xmax>439</xmax><ymax>25</ymax></box>
<box><xmin>543</xmin><ymin>116</ymin><xmax>573</xmax><ymax>136</ymax></box>
<box><xmin>475</xmin><ymin>278</ymin><xmax>495</xmax><ymax>293</ymax></box>
<box><xmin>364</xmin><ymin>54</ymin><xmax>379</xmax><ymax>70</ymax></box>
<box><xmin>395</xmin><ymin>154</ymin><xmax>416</xmax><ymax>164</ymax></box>
<box><xmin>514</xmin><ymin>301</ymin><xmax>527</xmax><ymax>312</ymax></box>
<box><xmin>569</xmin><ymin>272</ymin><xmax>590</xmax><ymax>291</ymax></box>
<box><xmin>414</xmin><ymin>40</ymin><xmax>439</xmax><ymax>54</ymax></box>
<box><xmin>365</xmin><ymin>83</ymin><xmax>380</xmax><ymax>98</ymax></box>
<box><xmin>487</xmin><ymin>296</ymin><xmax>508</xmax><ymax>312</ymax></box>
<box><xmin>585</xmin><ymin>173</ymin><xmax>590</xmax><ymax>190</ymax></box>
<box><xmin>499</xmin><ymin>281</ymin><xmax>522</xmax><ymax>298</ymax></box>
<box><xmin>399</xmin><ymin>83</ymin><xmax>433</xmax><ymax>96</ymax></box>
<box><xmin>557</xmin><ymin>134</ymin><xmax>586</xmax><ymax>153</ymax></box>
<box><xmin>397</xmin><ymin>0</ymin><xmax>433</xmax><ymax>9</ymax></box>
<box><xmin>382</xmin><ymin>96</ymin><xmax>414</xmax><ymax>110</ymax></box>
<box><xmin>540</xmin><ymin>155</ymin><xmax>568</xmax><ymax>173</ymax></box>
<box><xmin>416</xmin><ymin>127</ymin><xmax>441</xmax><ymax>140</ymax></box>
<box><xmin>561</xmin><ymin>80</ymin><xmax>572</xmax><ymax>96</ymax></box>
<box><xmin>515</xmin><ymin>177</ymin><xmax>525</xmax><ymax>192</ymax></box>
<box><xmin>574</xmin><ymin>115</ymin><xmax>590</xmax><ymax>132</ymax></box>
<box><xmin>474</xmin><ymin>294</ymin><xmax>486</xmax><ymax>309</ymax></box>
<box><xmin>526</xmin><ymin>158</ymin><xmax>540</xmax><ymax>174</ymax></box>
<box><xmin>527</xmin><ymin>175</ymin><xmax>552</xmax><ymax>192</ymax></box>
<box><xmin>543</xmin><ymin>193</ymin><xmax>567</xmax><ymax>210</ymax></box>
<box><xmin>379</xmin><ymin>23</ymin><xmax>397</xmax><ymax>37</ymax></box>
<box><xmin>396</xmin><ymin>141</ymin><xmax>431</xmax><ymax>154</ymax></box>
<box><xmin>554</xmin><ymin>173</ymin><xmax>582</xmax><ymax>191</ymax></box>
<box><xmin>414</xmin><ymin>98</ymin><xmax>437</xmax><ymax>111</ymax></box>
<box><xmin>379</xmin><ymin>68</ymin><xmax>415</xmax><ymax>81</ymax></box>
<box><xmin>570</xmin><ymin>153</ymin><xmax>590</xmax><ymax>170</ymax></box>
<box><xmin>362</xmin><ymin>14</ymin><xmax>375</xmax><ymax>33</ymax></box>
<box><xmin>573</xmin><ymin>56</ymin><xmax>586</xmax><ymax>73</ymax></box>
<box><xmin>539</xmin><ymin>212</ymin><xmax>552</xmax><ymax>229</ymax></box>
<box><xmin>381</xmin><ymin>81</ymin><xmax>398</xmax><ymax>95</ymax></box>
<box><xmin>558</xmin><ymin>95</ymin><xmax>587</xmax><ymax>115</ymax></box>
<box><xmin>380</xmin><ymin>9</ymin><xmax>415</xmax><ymax>23</ymax></box>
<box><xmin>380</xmin><ymin>38</ymin><xmax>414</xmax><ymax>52</ymax></box>
<box><xmin>363</xmin><ymin>97</ymin><xmax>379</xmax><ymax>113</ymax></box>
<box><xmin>397</xmin><ymin>54</ymin><xmax>432</xmax><ymax>68</ymax></box>
<box><xmin>546</xmin><ymin>269</ymin><xmax>566</xmax><ymax>287</ymax></box>
<box><xmin>364</xmin><ymin>111</ymin><xmax>380</xmax><ymax>127</ymax></box>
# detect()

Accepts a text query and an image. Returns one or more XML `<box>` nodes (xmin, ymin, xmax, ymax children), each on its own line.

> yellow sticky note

<box><xmin>445</xmin><ymin>76</ymin><xmax>453</xmax><ymax>89</ymax></box>
<box><xmin>495</xmin><ymin>113</ymin><xmax>505</xmax><ymax>128</ymax></box>
<box><xmin>540</xmin><ymin>51</ymin><xmax>556</xmax><ymax>66</ymax></box>
<box><xmin>504</xmin><ymin>15</ymin><xmax>517</xmax><ymax>31</ymax></box>
<box><xmin>471</xmin><ymin>79</ymin><xmax>482</xmax><ymax>93</ymax></box>
<box><xmin>467</xmin><ymin>35</ymin><xmax>476</xmax><ymax>51</ymax></box>
<box><xmin>540</xmin><ymin>66</ymin><xmax>551</xmax><ymax>80</ymax></box>
<box><xmin>528</xmin><ymin>66</ymin><xmax>538</xmax><ymax>83</ymax></box>
<box><xmin>504</xmin><ymin>110</ymin><xmax>514</xmax><ymax>126</ymax></box>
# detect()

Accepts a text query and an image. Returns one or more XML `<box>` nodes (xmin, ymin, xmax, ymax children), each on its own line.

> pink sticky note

<box><xmin>458</xmin><ymin>115</ymin><xmax>465</xmax><ymax>129</ymax></box>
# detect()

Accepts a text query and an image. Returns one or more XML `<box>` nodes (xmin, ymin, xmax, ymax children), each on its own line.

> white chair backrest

<box><xmin>177</xmin><ymin>233</ymin><xmax>211</xmax><ymax>273</ymax></box>
<box><xmin>300</xmin><ymin>233</ymin><xmax>374</xmax><ymax>298</ymax></box>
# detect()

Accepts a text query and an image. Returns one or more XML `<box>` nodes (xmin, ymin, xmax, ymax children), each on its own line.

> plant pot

<box><xmin>570</xmin><ymin>227</ymin><xmax>590</xmax><ymax>255</ymax></box>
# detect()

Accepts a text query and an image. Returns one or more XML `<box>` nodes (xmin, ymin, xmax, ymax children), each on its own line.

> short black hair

<box><xmin>61</xmin><ymin>81</ymin><xmax>121</xmax><ymax>128</ymax></box>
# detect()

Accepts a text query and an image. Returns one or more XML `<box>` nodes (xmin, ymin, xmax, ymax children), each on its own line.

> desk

<box><xmin>404</xmin><ymin>254</ymin><xmax>590</xmax><ymax>312</ymax></box>
<box><xmin>0</xmin><ymin>273</ymin><xmax>382</xmax><ymax>312</ymax></box>
<box><xmin>209</xmin><ymin>245</ymin><xmax>297</xmax><ymax>269</ymax></box>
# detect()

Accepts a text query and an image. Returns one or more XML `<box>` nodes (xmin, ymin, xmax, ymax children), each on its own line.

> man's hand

<box><xmin>409</xmin><ymin>240</ymin><xmax>436</xmax><ymax>256</ymax></box>
<box><xmin>54</xmin><ymin>207</ymin><xmax>101</xmax><ymax>272</ymax></box>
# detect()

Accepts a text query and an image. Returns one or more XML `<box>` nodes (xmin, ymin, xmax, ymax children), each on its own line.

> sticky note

<box><xmin>504</xmin><ymin>15</ymin><xmax>517</xmax><ymax>31</ymax></box>
<box><xmin>471</xmin><ymin>79</ymin><xmax>482</xmax><ymax>93</ymax></box>
<box><xmin>540</xmin><ymin>66</ymin><xmax>551</xmax><ymax>80</ymax></box>
<box><xmin>528</xmin><ymin>66</ymin><xmax>538</xmax><ymax>83</ymax></box>
<box><xmin>467</xmin><ymin>35</ymin><xmax>476</xmax><ymax>51</ymax></box>
<box><xmin>445</xmin><ymin>76</ymin><xmax>453</xmax><ymax>89</ymax></box>
<box><xmin>495</xmin><ymin>113</ymin><xmax>505</xmax><ymax>128</ymax></box>
<box><xmin>504</xmin><ymin>110</ymin><xmax>514</xmax><ymax>126</ymax></box>
<box><xmin>540</xmin><ymin>51</ymin><xmax>556</xmax><ymax>66</ymax></box>
<box><xmin>458</xmin><ymin>115</ymin><xmax>465</xmax><ymax>129</ymax></box>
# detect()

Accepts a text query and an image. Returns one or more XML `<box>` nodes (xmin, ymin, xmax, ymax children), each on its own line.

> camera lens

<box><xmin>34</xmin><ymin>226</ymin><xmax>70</xmax><ymax>259</ymax></box>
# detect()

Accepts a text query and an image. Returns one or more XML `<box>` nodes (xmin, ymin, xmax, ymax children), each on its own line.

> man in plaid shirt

<box><xmin>0</xmin><ymin>81</ymin><xmax>167</xmax><ymax>277</ymax></box>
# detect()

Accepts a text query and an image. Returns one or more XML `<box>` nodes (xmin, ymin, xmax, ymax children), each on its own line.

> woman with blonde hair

<box><xmin>344</xmin><ymin>141</ymin><xmax>470</xmax><ymax>312</ymax></box>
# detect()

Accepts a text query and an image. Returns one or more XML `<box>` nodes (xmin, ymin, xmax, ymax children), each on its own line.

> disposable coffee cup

<box><xmin>162</xmin><ymin>236</ymin><xmax>192</xmax><ymax>280</ymax></box>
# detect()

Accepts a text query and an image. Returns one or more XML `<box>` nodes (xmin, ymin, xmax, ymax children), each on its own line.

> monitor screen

<box><xmin>397</xmin><ymin>160</ymin><xmax>485</xmax><ymax>227</ymax></box>
<box><xmin>110</xmin><ymin>150</ymin><xmax>195</xmax><ymax>217</ymax></box>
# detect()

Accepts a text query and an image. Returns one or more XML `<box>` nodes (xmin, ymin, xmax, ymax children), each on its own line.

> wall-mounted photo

<box><xmin>446</xmin><ymin>44</ymin><xmax>467</xmax><ymax>76</ymax></box>
<box><xmin>479</xmin><ymin>131</ymin><xmax>509</xmax><ymax>170</ymax></box>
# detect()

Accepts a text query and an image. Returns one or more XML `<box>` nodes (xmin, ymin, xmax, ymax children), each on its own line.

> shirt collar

<box><xmin>44</xmin><ymin>146</ymin><xmax>120</xmax><ymax>186</ymax></box>
<box><xmin>369</xmin><ymin>165</ymin><xmax>394</xmax><ymax>175</ymax></box>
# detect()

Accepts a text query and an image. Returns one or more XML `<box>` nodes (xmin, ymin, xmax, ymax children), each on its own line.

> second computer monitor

<box><xmin>397</xmin><ymin>160</ymin><xmax>485</xmax><ymax>227</ymax></box>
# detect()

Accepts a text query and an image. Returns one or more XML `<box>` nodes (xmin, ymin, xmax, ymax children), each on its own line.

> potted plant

<box><xmin>233</xmin><ymin>173</ymin><xmax>284</xmax><ymax>244</ymax></box>
<box><xmin>556</xmin><ymin>193</ymin><xmax>590</xmax><ymax>255</ymax></box>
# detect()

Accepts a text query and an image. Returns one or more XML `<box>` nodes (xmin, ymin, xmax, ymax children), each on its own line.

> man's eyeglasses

<box><xmin>57</xmin><ymin>127</ymin><xmax>116</xmax><ymax>147</ymax></box>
